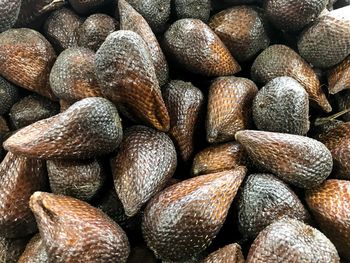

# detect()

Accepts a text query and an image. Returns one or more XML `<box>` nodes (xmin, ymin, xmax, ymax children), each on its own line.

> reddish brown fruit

<box><xmin>95</xmin><ymin>30</ymin><xmax>170</xmax><ymax>131</ymax></box>
<box><xmin>4</xmin><ymin>97</ymin><xmax>123</xmax><ymax>159</ymax></box>
<box><xmin>142</xmin><ymin>167</ymin><xmax>247</xmax><ymax>262</ymax></box>
<box><xmin>209</xmin><ymin>6</ymin><xmax>270</xmax><ymax>62</ymax></box>
<box><xmin>328</xmin><ymin>56</ymin><xmax>350</xmax><ymax>94</ymax></box>
<box><xmin>111</xmin><ymin>126</ymin><xmax>177</xmax><ymax>217</ymax></box>
<box><xmin>0</xmin><ymin>152</ymin><xmax>47</xmax><ymax>238</ymax></box>
<box><xmin>201</xmin><ymin>243</ymin><xmax>245</xmax><ymax>263</ymax></box>
<box><xmin>206</xmin><ymin>77</ymin><xmax>258</xmax><ymax>143</ymax></box>
<box><xmin>17</xmin><ymin>234</ymin><xmax>48</xmax><ymax>263</ymax></box>
<box><xmin>306</xmin><ymin>180</ymin><xmax>350</xmax><ymax>260</ymax></box>
<box><xmin>163</xmin><ymin>19</ymin><xmax>241</xmax><ymax>76</ymax></box>
<box><xmin>192</xmin><ymin>142</ymin><xmax>246</xmax><ymax>176</ymax></box>
<box><xmin>246</xmin><ymin>218</ymin><xmax>340</xmax><ymax>262</ymax></box>
<box><xmin>163</xmin><ymin>80</ymin><xmax>204</xmax><ymax>161</ymax></box>
<box><xmin>30</xmin><ymin>192</ymin><xmax>130</xmax><ymax>262</ymax></box>
<box><xmin>235</xmin><ymin>130</ymin><xmax>333</xmax><ymax>188</ymax></box>
<box><xmin>119</xmin><ymin>0</ymin><xmax>169</xmax><ymax>86</ymax></box>
<box><xmin>251</xmin><ymin>44</ymin><xmax>332</xmax><ymax>112</ymax></box>
<box><xmin>0</xmin><ymin>28</ymin><xmax>57</xmax><ymax>100</ymax></box>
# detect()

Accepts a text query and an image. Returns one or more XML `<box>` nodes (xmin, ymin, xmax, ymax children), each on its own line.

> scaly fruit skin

<box><xmin>174</xmin><ymin>0</ymin><xmax>211</xmax><ymax>22</ymax></box>
<box><xmin>239</xmin><ymin>173</ymin><xmax>310</xmax><ymax>240</ymax></box>
<box><xmin>43</xmin><ymin>8</ymin><xmax>83</xmax><ymax>53</ymax></box>
<box><xmin>77</xmin><ymin>13</ymin><xmax>118</xmax><ymax>52</ymax></box>
<box><xmin>0</xmin><ymin>77</ymin><xmax>20</xmax><ymax>115</ymax></box>
<box><xmin>317</xmin><ymin>122</ymin><xmax>350</xmax><ymax>179</ymax></box>
<box><xmin>0</xmin><ymin>28</ymin><xmax>57</xmax><ymax>100</ymax></box>
<box><xmin>17</xmin><ymin>234</ymin><xmax>48</xmax><ymax>263</ymax></box>
<box><xmin>209</xmin><ymin>6</ymin><xmax>269</xmax><ymax>62</ymax></box>
<box><xmin>264</xmin><ymin>0</ymin><xmax>328</xmax><ymax>31</ymax></box>
<box><xmin>4</xmin><ymin>97</ymin><xmax>123</xmax><ymax>159</ymax></box>
<box><xmin>47</xmin><ymin>159</ymin><xmax>105</xmax><ymax>201</ymax></box>
<box><xmin>0</xmin><ymin>0</ymin><xmax>21</xmax><ymax>32</ymax></box>
<box><xmin>192</xmin><ymin>142</ymin><xmax>246</xmax><ymax>176</ymax></box>
<box><xmin>111</xmin><ymin>126</ymin><xmax>177</xmax><ymax>217</ymax></box>
<box><xmin>0</xmin><ymin>152</ymin><xmax>47</xmax><ymax>238</ymax></box>
<box><xmin>163</xmin><ymin>80</ymin><xmax>204</xmax><ymax>161</ymax></box>
<box><xmin>235</xmin><ymin>130</ymin><xmax>333</xmax><ymax>188</ymax></box>
<box><xmin>335</xmin><ymin>90</ymin><xmax>350</xmax><ymax>121</ymax></box>
<box><xmin>164</xmin><ymin>19</ymin><xmax>241</xmax><ymax>77</ymax></box>
<box><xmin>251</xmin><ymin>44</ymin><xmax>332</xmax><ymax>112</ymax></box>
<box><xmin>252</xmin><ymin>76</ymin><xmax>310</xmax><ymax>135</ymax></box>
<box><xmin>306</xmin><ymin>180</ymin><xmax>350</xmax><ymax>260</ymax></box>
<box><xmin>298</xmin><ymin>6</ymin><xmax>350</xmax><ymax>68</ymax></box>
<box><xmin>30</xmin><ymin>192</ymin><xmax>130</xmax><ymax>263</ymax></box>
<box><xmin>0</xmin><ymin>236</ymin><xmax>30</xmax><ymax>263</ymax></box>
<box><xmin>50</xmin><ymin>47</ymin><xmax>103</xmax><ymax>102</ymax></box>
<box><xmin>142</xmin><ymin>167</ymin><xmax>246</xmax><ymax>262</ymax></box>
<box><xmin>201</xmin><ymin>243</ymin><xmax>245</xmax><ymax>263</ymax></box>
<box><xmin>68</xmin><ymin>0</ymin><xmax>110</xmax><ymax>14</ymax></box>
<box><xmin>206</xmin><ymin>77</ymin><xmax>258</xmax><ymax>143</ymax></box>
<box><xmin>95</xmin><ymin>30</ymin><xmax>170</xmax><ymax>132</ymax></box>
<box><xmin>119</xmin><ymin>0</ymin><xmax>169</xmax><ymax>86</ymax></box>
<box><xmin>328</xmin><ymin>56</ymin><xmax>350</xmax><ymax>94</ymax></box>
<box><xmin>246</xmin><ymin>218</ymin><xmax>340</xmax><ymax>263</ymax></box>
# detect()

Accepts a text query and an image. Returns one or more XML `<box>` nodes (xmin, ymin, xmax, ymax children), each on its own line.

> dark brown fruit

<box><xmin>0</xmin><ymin>28</ymin><xmax>57</xmax><ymax>100</ymax></box>
<box><xmin>50</xmin><ymin>47</ymin><xmax>103</xmax><ymax>102</ymax></box>
<box><xmin>127</xmin><ymin>246</ymin><xmax>157</xmax><ymax>263</ymax></box>
<box><xmin>68</xmin><ymin>0</ymin><xmax>111</xmax><ymax>14</ymax></box>
<box><xmin>209</xmin><ymin>6</ymin><xmax>269</xmax><ymax>62</ymax></box>
<box><xmin>235</xmin><ymin>130</ymin><xmax>333</xmax><ymax>188</ymax></box>
<box><xmin>0</xmin><ymin>116</ymin><xmax>9</xmax><ymax>160</ymax></box>
<box><xmin>246</xmin><ymin>218</ymin><xmax>340</xmax><ymax>262</ymax></box>
<box><xmin>162</xmin><ymin>80</ymin><xmax>204</xmax><ymax>161</ymax></box>
<box><xmin>192</xmin><ymin>142</ymin><xmax>246</xmax><ymax>176</ymax></box>
<box><xmin>335</xmin><ymin>90</ymin><xmax>350</xmax><ymax>121</ymax></box>
<box><xmin>0</xmin><ymin>77</ymin><xmax>20</xmax><ymax>115</ymax></box>
<box><xmin>17</xmin><ymin>234</ymin><xmax>48</xmax><ymax>263</ymax></box>
<box><xmin>59</xmin><ymin>99</ymin><xmax>73</xmax><ymax>112</ymax></box>
<box><xmin>239</xmin><ymin>173</ymin><xmax>310</xmax><ymax>240</ymax></box>
<box><xmin>9</xmin><ymin>95</ymin><xmax>60</xmax><ymax>130</ymax></box>
<box><xmin>142</xmin><ymin>167</ymin><xmax>246</xmax><ymax>262</ymax></box>
<box><xmin>174</xmin><ymin>0</ymin><xmax>211</xmax><ymax>22</ymax></box>
<box><xmin>95</xmin><ymin>30</ymin><xmax>170</xmax><ymax>131</ymax></box>
<box><xmin>111</xmin><ymin>125</ymin><xmax>177</xmax><ymax>217</ymax></box>
<box><xmin>77</xmin><ymin>13</ymin><xmax>118</xmax><ymax>52</ymax></box>
<box><xmin>4</xmin><ymin>97</ymin><xmax>123</xmax><ymax>159</ymax></box>
<box><xmin>0</xmin><ymin>236</ymin><xmax>30</xmax><ymax>263</ymax></box>
<box><xmin>306</xmin><ymin>179</ymin><xmax>350</xmax><ymax>260</ymax></box>
<box><xmin>206</xmin><ymin>77</ymin><xmax>258</xmax><ymax>143</ymax></box>
<box><xmin>30</xmin><ymin>192</ymin><xmax>130</xmax><ymax>262</ymax></box>
<box><xmin>201</xmin><ymin>243</ymin><xmax>245</xmax><ymax>263</ymax></box>
<box><xmin>252</xmin><ymin>76</ymin><xmax>310</xmax><ymax>135</ymax></box>
<box><xmin>47</xmin><ymin>159</ymin><xmax>105</xmax><ymax>201</ymax></box>
<box><xmin>264</xmin><ymin>0</ymin><xmax>328</xmax><ymax>31</ymax></box>
<box><xmin>328</xmin><ymin>55</ymin><xmax>350</xmax><ymax>94</ymax></box>
<box><xmin>251</xmin><ymin>44</ymin><xmax>332</xmax><ymax>112</ymax></box>
<box><xmin>0</xmin><ymin>152</ymin><xmax>47</xmax><ymax>238</ymax></box>
<box><xmin>298</xmin><ymin>6</ymin><xmax>350</xmax><ymax>68</ymax></box>
<box><xmin>125</xmin><ymin>0</ymin><xmax>171</xmax><ymax>33</ymax></box>
<box><xmin>43</xmin><ymin>7</ymin><xmax>82</xmax><ymax>53</ymax></box>
<box><xmin>163</xmin><ymin>19</ymin><xmax>241</xmax><ymax>77</ymax></box>
<box><xmin>0</xmin><ymin>0</ymin><xmax>21</xmax><ymax>32</ymax></box>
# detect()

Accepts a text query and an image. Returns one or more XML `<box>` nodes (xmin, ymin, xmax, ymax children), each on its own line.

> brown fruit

<box><xmin>0</xmin><ymin>116</ymin><xmax>9</xmax><ymax>160</ymax></box>
<box><xmin>50</xmin><ymin>47</ymin><xmax>103</xmax><ymax>102</ymax></box>
<box><xmin>246</xmin><ymin>218</ymin><xmax>340</xmax><ymax>263</ymax></box>
<box><xmin>4</xmin><ymin>97</ymin><xmax>123</xmax><ymax>159</ymax></box>
<box><xmin>111</xmin><ymin>125</ymin><xmax>177</xmax><ymax>217</ymax></box>
<box><xmin>206</xmin><ymin>77</ymin><xmax>258</xmax><ymax>143</ymax></box>
<box><xmin>0</xmin><ymin>0</ymin><xmax>21</xmax><ymax>32</ymax></box>
<box><xmin>95</xmin><ymin>30</ymin><xmax>170</xmax><ymax>131</ymax></box>
<box><xmin>162</xmin><ymin>80</ymin><xmax>204</xmax><ymax>161</ymax></box>
<box><xmin>298</xmin><ymin>6</ymin><xmax>350</xmax><ymax>68</ymax></box>
<box><xmin>251</xmin><ymin>44</ymin><xmax>332</xmax><ymax>112</ymax></box>
<box><xmin>163</xmin><ymin>19</ymin><xmax>241</xmax><ymax>77</ymax></box>
<box><xmin>192</xmin><ymin>142</ymin><xmax>246</xmax><ymax>176</ymax></box>
<box><xmin>201</xmin><ymin>243</ymin><xmax>245</xmax><ymax>263</ymax></box>
<box><xmin>238</xmin><ymin>173</ymin><xmax>310</xmax><ymax>240</ymax></box>
<box><xmin>0</xmin><ymin>76</ymin><xmax>20</xmax><ymax>115</ymax></box>
<box><xmin>0</xmin><ymin>236</ymin><xmax>30</xmax><ymax>263</ymax></box>
<box><xmin>0</xmin><ymin>152</ymin><xmax>47</xmax><ymax>238</ymax></box>
<box><xmin>127</xmin><ymin>246</ymin><xmax>157</xmax><ymax>263</ymax></box>
<box><xmin>17</xmin><ymin>234</ymin><xmax>48</xmax><ymax>263</ymax></box>
<box><xmin>142</xmin><ymin>167</ymin><xmax>246</xmax><ymax>262</ymax></box>
<box><xmin>30</xmin><ymin>192</ymin><xmax>130</xmax><ymax>262</ymax></box>
<box><xmin>0</xmin><ymin>28</ymin><xmax>57</xmax><ymax>100</ymax></box>
<box><xmin>335</xmin><ymin>90</ymin><xmax>350</xmax><ymax>121</ymax></box>
<box><xmin>68</xmin><ymin>0</ymin><xmax>110</xmax><ymax>14</ymax></box>
<box><xmin>328</xmin><ymin>56</ymin><xmax>350</xmax><ymax>94</ymax></box>
<box><xmin>305</xmin><ymin>179</ymin><xmax>350</xmax><ymax>260</ymax></box>
<box><xmin>209</xmin><ymin>6</ymin><xmax>270</xmax><ymax>62</ymax></box>
<box><xmin>174</xmin><ymin>0</ymin><xmax>211</xmax><ymax>22</ymax></box>
<box><xmin>119</xmin><ymin>0</ymin><xmax>169</xmax><ymax>86</ymax></box>
<box><xmin>235</xmin><ymin>130</ymin><xmax>333</xmax><ymax>188</ymax></box>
